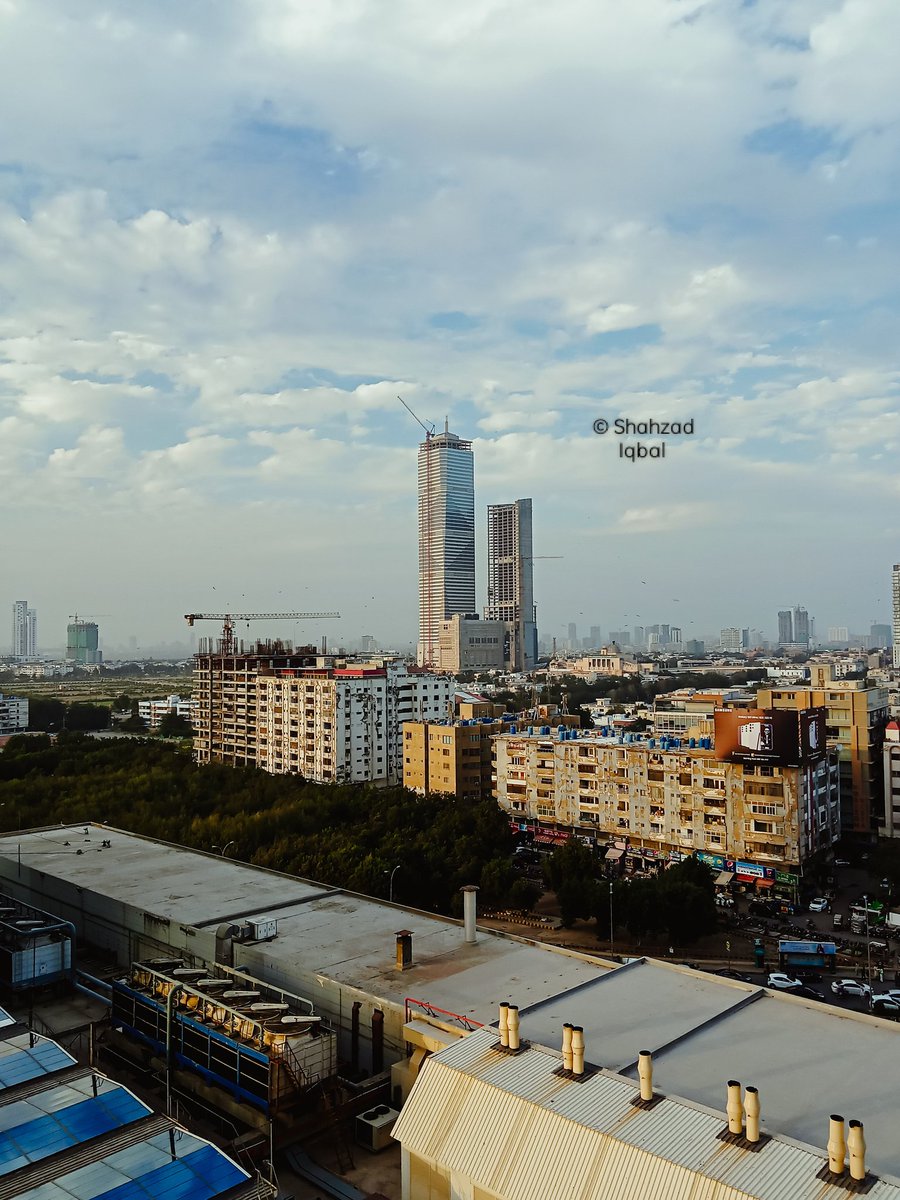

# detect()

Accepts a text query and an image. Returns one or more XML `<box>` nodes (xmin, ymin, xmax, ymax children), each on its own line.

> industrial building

<box><xmin>194</xmin><ymin>642</ymin><xmax>452</xmax><ymax>785</ymax></box>
<box><xmin>493</xmin><ymin>709</ymin><xmax>840</xmax><ymax>871</ymax></box>
<box><xmin>417</xmin><ymin>424</ymin><xmax>476</xmax><ymax>668</ymax></box>
<box><xmin>0</xmin><ymin>825</ymin><xmax>611</xmax><ymax>1087</ymax></box>
<box><xmin>0</xmin><ymin>1000</ymin><xmax>273</xmax><ymax>1199</ymax></box>
<box><xmin>394</xmin><ymin>998</ymin><xmax>900</xmax><ymax>1200</ymax></box>
<box><xmin>485</xmin><ymin>499</ymin><xmax>537</xmax><ymax>672</ymax></box>
<box><xmin>6</xmin><ymin>828</ymin><xmax>900</xmax><ymax>1198</ymax></box>
<box><xmin>758</xmin><ymin>661</ymin><xmax>888</xmax><ymax>835</ymax></box>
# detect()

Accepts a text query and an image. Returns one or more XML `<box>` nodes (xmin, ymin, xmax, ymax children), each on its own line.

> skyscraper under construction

<box><xmin>417</xmin><ymin>423</ymin><xmax>475</xmax><ymax>667</ymax></box>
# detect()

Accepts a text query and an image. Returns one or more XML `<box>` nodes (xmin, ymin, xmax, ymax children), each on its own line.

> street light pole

<box><xmin>389</xmin><ymin>865</ymin><xmax>400</xmax><ymax>903</ymax></box>
<box><xmin>609</xmin><ymin>881</ymin><xmax>614</xmax><ymax>956</ymax></box>
<box><xmin>864</xmin><ymin>892</ymin><xmax>872</xmax><ymax>990</ymax></box>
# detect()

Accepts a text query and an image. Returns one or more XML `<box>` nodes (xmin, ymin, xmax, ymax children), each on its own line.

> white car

<box><xmin>808</xmin><ymin>897</ymin><xmax>829</xmax><ymax>912</ymax></box>
<box><xmin>767</xmin><ymin>972</ymin><xmax>802</xmax><ymax>990</ymax></box>
<box><xmin>870</xmin><ymin>995</ymin><xmax>900</xmax><ymax>1016</ymax></box>
<box><xmin>831</xmin><ymin>978</ymin><xmax>872</xmax><ymax>997</ymax></box>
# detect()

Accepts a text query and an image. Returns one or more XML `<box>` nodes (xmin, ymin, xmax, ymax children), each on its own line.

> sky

<box><xmin>3</xmin><ymin>0</ymin><xmax>900</xmax><ymax>655</ymax></box>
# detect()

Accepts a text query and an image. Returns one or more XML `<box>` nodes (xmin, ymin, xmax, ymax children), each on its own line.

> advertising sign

<box><xmin>714</xmin><ymin>708</ymin><xmax>825</xmax><ymax>767</ymax></box>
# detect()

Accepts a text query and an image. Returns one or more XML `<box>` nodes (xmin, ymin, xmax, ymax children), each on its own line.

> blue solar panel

<box><xmin>87</xmin><ymin>1144</ymin><xmax>248</xmax><ymax>1200</ymax></box>
<box><xmin>0</xmin><ymin>1040</ymin><xmax>74</xmax><ymax>1091</ymax></box>
<box><xmin>0</xmin><ymin>1085</ymin><xmax>149</xmax><ymax>1176</ymax></box>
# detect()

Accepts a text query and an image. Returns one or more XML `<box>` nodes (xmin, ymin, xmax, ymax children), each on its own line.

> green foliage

<box><xmin>157</xmin><ymin>712</ymin><xmax>194</xmax><ymax>738</ymax></box>
<box><xmin>27</xmin><ymin>698</ymin><xmax>65</xmax><ymax>731</ymax></box>
<box><xmin>64</xmin><ymin>704</ymin><xmax>110</xmax><ymax>731</ymax></box>
<box><xmin>119</xmin><ymin>715</ymin><xmax>148</xmax><ymax>732</ymax></box>
<box><xmin>543</xmin><ymin>838</ymin><xmax>599</xmax><ymax>893</ymax></box>
<box><xmin>597</xmin><ymin>859</ymin><xmax>718</xmax><ymax>946</ymax></box>
<box><xmin>0</xmin><ymin>736</ymin><xmax>514</xmax><ymax>915</ymax></box>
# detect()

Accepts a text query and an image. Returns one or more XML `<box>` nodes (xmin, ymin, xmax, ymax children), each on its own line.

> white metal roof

<box><xmin>394</xmin><ymin>1027</ymin><xmax>900</xmax><ymax>1200</ymax></box>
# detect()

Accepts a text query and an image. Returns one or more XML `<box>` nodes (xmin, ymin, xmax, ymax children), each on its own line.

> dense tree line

<box><xmin>492</xmin><ymin>669</ymin><xmax>766</xmax><ymax>716</ymax></box>
<box><xmin>0</xmin><ymin>734</ymin><xmax>513</xmax><ymax>915</ymax></box>
<box><xmin>544</xmin><ymin>839</ymin><xmax>717</xmax><ymax>945</ymax></box>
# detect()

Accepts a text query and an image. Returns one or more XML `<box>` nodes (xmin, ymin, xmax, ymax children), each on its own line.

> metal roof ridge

<box><xmin>616</xmin><ymin>983</ymin><xmax>765</xmax><ymax>1071</ymax></box>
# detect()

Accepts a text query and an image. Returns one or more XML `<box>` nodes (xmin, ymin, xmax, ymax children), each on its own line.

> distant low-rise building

<box><xmin>0</xmin><ymin>694</ymin><xmax>28</xmax><ymax>734</ymax></box>
<box><xmin>136</xmin><ymin>694</ymin><xmax>194</xmax><ymax>730</ymax></box>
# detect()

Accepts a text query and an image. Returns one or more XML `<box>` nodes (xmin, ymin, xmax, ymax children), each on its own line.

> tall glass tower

<box><xmin>486</xmin><ymin>499</ymin><xmax>537</xmax><ymax>671</ymax></box>
<box><xmin>417</xmin><ymin>425</ymin><xmax>475</xmax><ymax>667</ymax></box>
<box><xmin>11</xmin><ymin>600</ymin><xmax>36</xmax><ymax>659</ymax></box>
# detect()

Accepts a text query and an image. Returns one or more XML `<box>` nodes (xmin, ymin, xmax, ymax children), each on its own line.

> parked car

<box><xmin>831</xmin><ymin>979</ymin><xmax>872</xmax><ymax>997</ymax></box>
<box><xmin>794</xmin><ymin>984</ymin><xmax>825</xmax><ymax>1001</ymax></box>
<box><xmin>767</xmin><ymin>972</ymin><xmax>803</xmax><ymax>991</ymax></box>
<box><xmin>870</xmin><ymin>995</ymin><xmax>900</xmax><ymax>1017</ymax></box>
<box><xmin>832</xmin><ymin>913</ymin><xmax>844</xmax><ymax>929</ymax></box>
<box><xmin>716</xmin><ymin>968</ymin><xmax>752</xmax><ymax>983</ymax></box>
<box><xmin>808</xmin><ymin>897</ymin><xmax>829</xmax><ymax>912</ymax></box>
<box><xmin>715</xmin><ymin>894</ymin><xmax>735</xmax><ymax>908</ymax></box>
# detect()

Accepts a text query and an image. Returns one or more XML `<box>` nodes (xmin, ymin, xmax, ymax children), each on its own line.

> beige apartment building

<box><xmin>194</xmin><ymin>645</ymin><xmax>452</xmax><ymax>784</ymax></box>
<box><xmin>494</xmin><ymin>712</ymin><xmax>840</xmax><ymax>870</ymax></box>
<box><xmin>436</xmin><ymin>614</ymin><xmax>507</xmax><ymax>673</ymax></box>
<box><xmin>757</xmin><ymin>663</ymin><xmax>887</xmax><ymax>835</ymax></box>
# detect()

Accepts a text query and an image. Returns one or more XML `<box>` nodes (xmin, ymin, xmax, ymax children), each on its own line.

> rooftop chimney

<box><xmin>395</xmin><ymin>930</ymin><xmax>413</xmax><ymax>971</ymax></box>
<box><xmin>726</xmin><ymin>1081</ymin><xmax>743</xmax><ymax>1135</ymax></box>
<box><xmin>498</xmin><ymin>1002</ymin><xmax>510</xmax><ymax>1048</ymax></box>
<box><xmin>507</xmin><ymin>1004</ymin><xmax>520</xmax><ymax>1051</ymax></box>
<box><xmin>562</xmin><ymin>1023</ymin><xmax>574</xmax><ymax>1072</ymax></box>
<box><xmin>848</xmin><ymin>1120</ymin><xmax>866</xmax><ymax>1182</ymax></box>
<box><xmin>638</xmin><ymin>1050</ymin><xmax>653</xmax><ymax>1102</ymax></box>
<box><xmin>571</xmin><ymin>1026</ymin><xmax>585</xmax><ymax>1076</ymax></box>
<box><xmin>744</xmin><ymin>1086</ymin><xmax>760</xmax><ymax>1144</ymax></box>
<box><xmin>827</xmin><ymin>1115</ymin><xmax>846</xmax><ymax>1175</ymax></box>
<box><xmin>462</xmin><ymin>885</ymin><xmax>478</xmax><ymax>944</ymax></box>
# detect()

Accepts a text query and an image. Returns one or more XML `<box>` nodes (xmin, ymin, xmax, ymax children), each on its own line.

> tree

<box><xmin>65</xmin><ymin>703</ymin><xmax>110</xmax><ymax>732</ymax></box>
<box><xmin>119</xmin><ymin>714</ymin><xmax>148</xmax><ymax>732</ymax></box>
<box><xmin>544</xmin><ymin>838</ymin><xmax>599</xmax><ymax>894</ymax></box>
<box><xmin>157</xmin><ymin>712</ymin><xmax>194</xmax><ymax>738</ymax></box>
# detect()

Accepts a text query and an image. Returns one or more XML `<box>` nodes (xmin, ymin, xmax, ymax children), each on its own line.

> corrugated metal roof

<box><xmin>393</xmin><ymin>1028</ymin><xmax>900</xmax><ymax>1200</ymax></box>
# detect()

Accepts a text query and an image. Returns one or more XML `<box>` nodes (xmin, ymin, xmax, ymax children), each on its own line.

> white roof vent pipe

<box><xmin>744</xmin><ymin>1086</ymin><xmax>760</xmax><ymax>1144</ymax></box>
<box><xmin>638</xmin><ymin>1050</ymin><xmax>653</xmax><ymax>1102</ymax></box>
<box><xmin>571</xmin><ymin>1026</ymin><xmax>584</xmax><ymax>1076</ymax></box>
<box><xmin>726</xmin><ymin>1081</ymin><xmax>743</xmax><ymax>1136</ymax></box>
<box><xmin>561</xmin><ymin>1023</ymin><xmax>574</xmax><ymax>1072</ymax></box>
<box><xmin>461</xmin><ymin>885</ymin><xmax>478</xmax><ymax>944</ymax></box>
<box><xmin>498</xmin><ymin>1002</ymin><xmax>510</xmax><ymax>1048</ymax></box>
<box><xmin>848</xmin><ymin>1120</ymin><xmax>867</xmax><ymax>1182</ymax></box>
<box><xmin>507</xmin><ymin>1004</ymin><xmax>520</xmax><ymax>1051</ymax></box>
<box><xmin>827</xmin><ymin>1115</ymin><xmax>846</xmax><ymax>1175</ymax></box>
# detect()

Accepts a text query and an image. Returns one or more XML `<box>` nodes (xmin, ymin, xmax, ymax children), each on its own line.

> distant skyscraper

<box><xmin>777</xmin><ymin>610</ymin><xmax>793</xmax><ymax>646</ymax></box>
<box><xmin>589</xmin><ymin>625</ymin><xmax>601</xmax><ymax>647</ymax></box>
<box><xmin>893</xmin><ymin>564</ymin><xmax>900</xmax><ymax>667</ymax></box>
<box><xmin>11</xmin><ymin>601</ymin><xmax>36</xmax><ymax>659</ymax></box>
<box><xmin>793</xmin><ymin>606</ymin><xmax>810</xmax><ymax>647</ymax></box>
<box><xmin>827</xmin><ymin>627</ymin><xmax>849</xmax><ymax>645</ymax></box>
<box><xmin>485</xmin><ymin>499</ymin><xmax>536</xmax><ymax>672</ymax></box>
<box><xmin>67</xmin><ymin>619</ymin><xmax>102</xmax><ymax>665</ymax></box>
<box><xmin>870</xmin><ymin>622</ymin><xmax>891</xmax><ymax>651</ymax></box>
<box><xmin>567</xmin><ymin>622</ymin><xmax>577</xmax><ymax>649</ymax></box>
<box><xmin>417</xmin><ymin>424</ymin><xmax>475</xmax><ymax>667</ymax></box>
<box><xmin>720</xmin><ymin>627</ymin><xmax>742</xmax><ymax>653</ymax></box>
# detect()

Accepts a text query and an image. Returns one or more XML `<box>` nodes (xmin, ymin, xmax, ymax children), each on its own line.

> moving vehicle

<box><xmin>831</xmin><ymin>978</ymin><xmax>872</xmax><ymax>997</ymax></box>
<box><xmin>794</xmin><ymin>984</ymin><xmax>825</xmax><ymax>1000</ymax></box>
<box><xmin>767</xmin><ymin>972</ymin><xmax>802</xmax><ymax>991</ymax></box>
<box><xmin>716</xmin><ymin>968</ymin><xmax>752</xmax><ymax>983</ymax></box>
<box><xmin>870</xmin><ymin>995</ymin><xmax>900</xmax><ymax>1017</ymax></box>
<box><xmin>808</xmin><ymin>897</ymin><xmax>829</xmax><ymax>912</ymax></box>
<box><xmin>832</xmin><ymin>913</ymin><xmax>843</xmax><ymax>929</ymax></box>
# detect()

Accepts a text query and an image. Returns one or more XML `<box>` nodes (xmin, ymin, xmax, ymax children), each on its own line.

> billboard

<box><xmin>713</xmin><ymin>708</ymin><xmax>826</xmax><ymax>767</ymax></box>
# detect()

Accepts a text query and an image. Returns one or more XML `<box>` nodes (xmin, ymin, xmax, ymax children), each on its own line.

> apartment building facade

<box><xmin>403</xmin><ymin>718</ymin><xmax>506</xmax><ymax>801</ymax></box>
<box><xmin>494</xmin><ymin>709</ymin><xmax>839</xmax><ymax>871</ymax></box>
<box><xmin>0</xmin><ymin>694</ymin><xmax>28</xmax><ymax>734</ymax></box>
<box><xmin>757</xmin><ymin>662</ymin><xmax>887</xmax><ymax>835</ymax></box>
<box><xmin>194</xmin><ymin>644</ymin><xmax>452</xmax><ymax>785</ymax></box>
<box><xmin>136</xmin><ymin>694</ymin><xmax>195</xmax><ymax>731</ymax></box>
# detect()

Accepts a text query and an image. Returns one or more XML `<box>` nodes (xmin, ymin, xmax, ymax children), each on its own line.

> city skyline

<box><xmin>3</xmin><ymin>3</ymin><xmax>900</xmax><ymax>646</ymax></box>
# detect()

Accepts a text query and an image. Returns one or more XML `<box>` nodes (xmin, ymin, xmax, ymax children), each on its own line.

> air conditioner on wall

<box><xmin>355</xmin><ymin>1105</ymin><xmax>399</xmax><ymax>1152</ymax></box>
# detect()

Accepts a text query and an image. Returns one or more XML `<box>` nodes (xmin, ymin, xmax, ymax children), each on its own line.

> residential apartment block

<box><xmin>193</xmin><ymin>642</ymin><xmax>452</xmax><ymax>785</ymax></box>
<box><xmin>0</xmin><ymin>694</ymin><xmax>28</xmax><ymax>734</ymax></box>
<box><xmin>485</xmin><ymin>499</ymin><xmax>536</xmax><ymax>671</ymax></box>
<box><xmin>757</xmin><ymin>662</ymin><xmax>887</xmax><ymax>835</ymax></box>
<box><xmin>11</xmin><ymin>600</ymin><xmax>36</xmax><ymax>660</ymax></box>
<box><xmin>136</xmin><ymin>694</ymin><xmax>195</xmax><ymax>731</ymax></box>
<box><xmin>493</xmin><ymin>709</ymin><xmax>839</xmax><ymax>871</ymax></box>
<box><xmin>883</xmin><ymin>720</ymin><xmax>900</xmax><ymax>839</ymax></box>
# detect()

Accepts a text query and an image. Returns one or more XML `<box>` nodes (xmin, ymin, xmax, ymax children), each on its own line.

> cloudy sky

<box><xmin>3</xmin><ymin>0</ymin><xmax>899</xmax><ymax>654</ymax></box>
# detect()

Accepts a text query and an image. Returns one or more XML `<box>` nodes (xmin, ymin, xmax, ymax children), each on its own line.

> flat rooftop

<box><xmin>0</xmin><ymin>825</ymin><xmax>610</xmax><ymax>1025</ymax></box>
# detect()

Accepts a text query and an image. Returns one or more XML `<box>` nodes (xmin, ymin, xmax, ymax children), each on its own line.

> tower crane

<box><xmin>184</xmin><ymin>612</ymin><xmax>340</xmax><ymax>655</ymax></box>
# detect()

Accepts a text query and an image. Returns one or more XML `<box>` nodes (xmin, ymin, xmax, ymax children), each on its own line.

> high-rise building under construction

<box><xmin>417</xmin><ymin>423</ymin><xmax>475</xmax><ymax>667</ymax></box>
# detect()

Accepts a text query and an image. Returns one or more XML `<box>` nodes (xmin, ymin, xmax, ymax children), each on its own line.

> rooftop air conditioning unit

<box><xmin>248</xmin><ymin>917</ymin><xmax>278</xmax><ymax>941</ymax></box>
<box><xmin>355</xmin><ymin>1105</ymin><xmax>399</xmax><ymax>1153</ymax></box>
